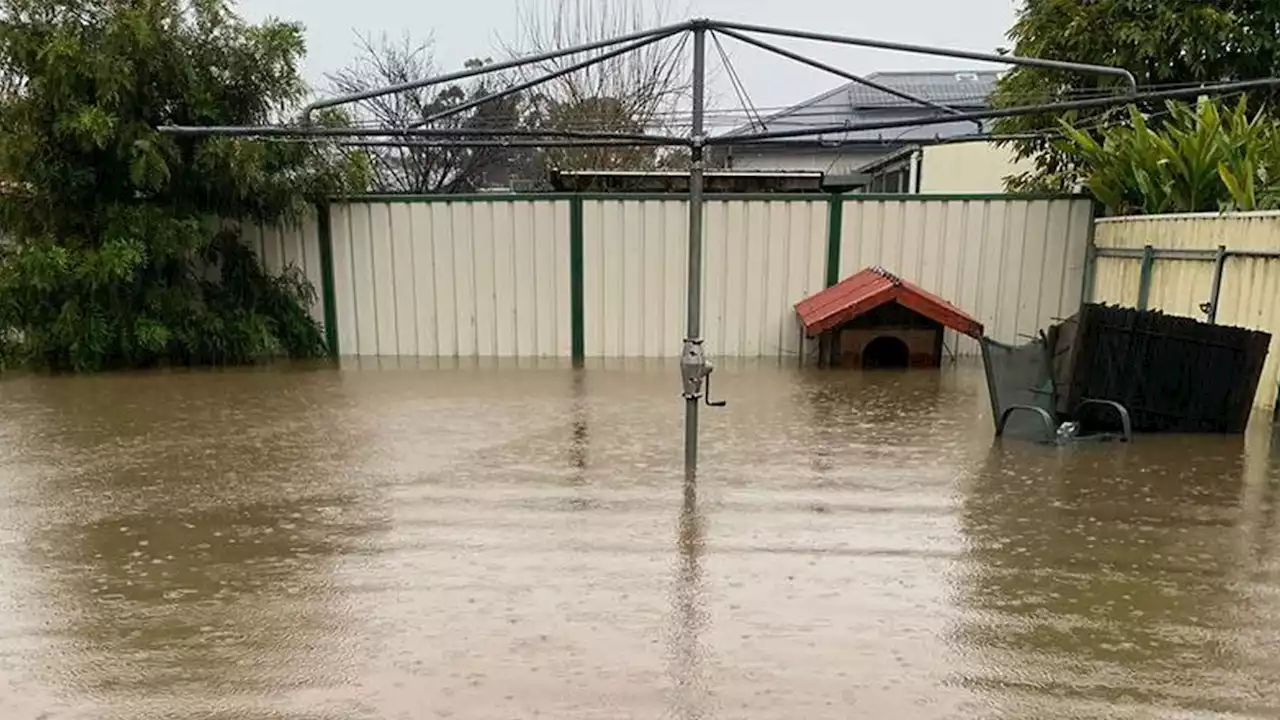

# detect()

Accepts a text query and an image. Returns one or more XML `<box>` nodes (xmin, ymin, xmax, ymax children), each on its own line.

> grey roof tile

<box><xmin>724</xmin><ymin>70</ymin><xmax>1001</xmax><ymax>143</ymax></box>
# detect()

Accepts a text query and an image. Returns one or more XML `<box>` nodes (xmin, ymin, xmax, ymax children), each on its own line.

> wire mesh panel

<box><xmin>981</xmin><ymin>336</ymin><xmax>1057</xmax><ymax>440</ymax></box>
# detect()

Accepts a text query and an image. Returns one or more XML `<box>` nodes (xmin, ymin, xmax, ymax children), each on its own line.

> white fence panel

<box><xmin>582</xmin><ymin>198</ymin><xmax>687</xmax><ymax>357</ymax></box>
<box><xmin>292</xmin><ymin>194</ymin><xmax>1091</xmax><ymax>362</ymax></box>
<box><xmin>240</xmin><ymin>212</ymin><xmax>325</xmax><ymax>326</ymax></box>
<box><xmin>329</xmin><ymin>199</ymin><xmax>570</xmax><ymax>358</ymax></box>
<box><xmin>583</xmin><ymin>198</ymin><xmax>827</xmax><ymax>358</ymax></box>
<box><xmin>839</xmin><ymin>197</ymin><xmax>1093</xmax><ymax>354</ymax></box>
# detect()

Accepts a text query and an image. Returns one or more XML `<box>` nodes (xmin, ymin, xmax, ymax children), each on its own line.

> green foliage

<box><xmin>1059</xmin><ymin>96</ymin><xmax>1280</xmax><ymax>215</ymax></box>
<box><xmin>0</xmin><ymin>0</ymin><xmax>366</xmax><ymax>371</ymax></box>
<box><xmin>992</xmin><ymin>0</ymin><xmax>1280</xmax><ymax>191</ymax></box>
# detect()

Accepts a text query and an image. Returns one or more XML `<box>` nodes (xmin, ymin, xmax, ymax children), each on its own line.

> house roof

<box><xmin>820</xmin><ymin>70</ymin><xmax>1001</xmax><ymax>109</ymax></box>
<box><xmin>725</xmin><ymin>70</ymin><xmax>1001</xmax><ymax>145</ymax></box>
<box><xmin>794</xmin><ymin>266</ymin><xmax>984</xmax><ymax>338</ymax></box>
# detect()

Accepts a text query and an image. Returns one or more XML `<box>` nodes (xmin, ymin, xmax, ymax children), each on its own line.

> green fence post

<box><xmin>1205</xmin><ymin>244</ymin><xmax>1227</xmax><ymax>324</ymax></box>
<box><xmin>316</xmin><ymin>201</ymin><xmax>339</xmax><ymax>360</ymax></box>
<box><xmin>1136</xmin><ymin>244</ymin><xmax>1155</xmax><ymax>310</ymax></box>
<box><xmin>569</xmin><ymin>196</ymin><xmax>585</xmax><ymax>365</ymax></box>
<box><xmin>1080</xmin><ymin>200</ymin><xmax>1100</xmax><ymax>306</ymax></box>
<box><xmin>825</xmin><ymin>193</ymin><xmax>844</xmax><ymax>287</ymax></box>
<box><xmin>1081</xmin><ymin>244</ymin><xmax>1097</xmax><ymax>305</ymax></box>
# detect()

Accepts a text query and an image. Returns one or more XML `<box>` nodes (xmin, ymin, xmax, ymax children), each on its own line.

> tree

<box><xmin>0</xmin><ymin>0</ymin><xmax>367</xmax><ymax>372</ymax></box>
<box><xmin>991</xmin><ymin>0</ymin><xmax>1280</xmax><ymax>191</ymax></box>
<box><xmin>325</xmin><ymin>32</ymin><xmax>539</xmax><ymax>192</ymax></box>
<box><xmin>500</xmin><ymin>0</ymin><xmax>689</xmax><ymax>172</ymax></box>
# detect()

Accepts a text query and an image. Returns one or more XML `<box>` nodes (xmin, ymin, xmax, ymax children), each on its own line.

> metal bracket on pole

<box><xmin>680</xmin><ymin>339</ymin><xmax>709</xmax><ymax>400</ymax></box>
<box><xmin>680</xmin><ymin>338</ymin><xmax>726</xmax><ymax>407</ymax></box>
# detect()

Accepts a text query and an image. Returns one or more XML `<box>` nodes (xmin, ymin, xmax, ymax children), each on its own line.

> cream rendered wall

<box><xmin>919</xmin><ymin>142</ymin><xmax>1036</xmax><ymax>194</ymax></box>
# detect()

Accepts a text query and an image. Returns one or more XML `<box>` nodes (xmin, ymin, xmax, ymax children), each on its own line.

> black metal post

<box><xmin>1136</xmin><ymin>244</ymin><xmax>1155</xmax><ymax>310</ymax></box>
<box><xmin>1206</xmin><ymin>244</ymin><xmax>1227</xmax><ymax>323</ymax></box>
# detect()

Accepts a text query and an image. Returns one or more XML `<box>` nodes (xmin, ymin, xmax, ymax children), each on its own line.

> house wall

<box><xmin>725</xmin><ymin>146</ymin><xmax>891</xmax><ymax>175</ymax></box>
<box><xmin>1091</xmin><ymin>212</ymin><xmax>1280</xmax><ymax>413</ymax></box>
<box><xmin>919</xmin><ymin>142</ymin><xmax>1035</xmax><ymax>194</ymax></box>
<box><xmin>244</xmin><ymin>193</ymin><xmax>1093</xmax><ymax>362</ymax></box>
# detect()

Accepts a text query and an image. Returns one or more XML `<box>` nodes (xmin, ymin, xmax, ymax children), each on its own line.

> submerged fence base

<box><xmin>983</xmin><ymin>304</ymin><xmax>1272</xmax><ymax>437</ymax></box>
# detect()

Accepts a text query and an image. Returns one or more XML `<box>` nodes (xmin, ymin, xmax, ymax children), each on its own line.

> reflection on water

<box><xmin>0</xmin><ymin>360</ymin><xmax>1276</xmax><ymax>719</ymax></box>
<box><xmin>667</xmin><ymin>475</ymin><xmax>708</xmax><ymax>720</ymax></box>
<box><xmin>954</xmin><ymin>436</ymin><xmax>1280</xmax><ymax>718</ymax></box>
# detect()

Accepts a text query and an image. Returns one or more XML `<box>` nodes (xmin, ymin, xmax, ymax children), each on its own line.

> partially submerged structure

<box><xmin>796</xmin><ymin>267</ymin><xmax>1271</xmax><ymax>439</ymax></box>
<box><xmin>794</xmin><ymin>266</ymin><xmax>984</xmax><ymax>368</ymax></box>
<box><xmin>1050</xmin><ymin>304</ymin><xmax>1270</xmax><ymax>433</ymax></box>
<box><xmin>983</xmin><ymin>303</ymin><xmax>1271</xmax><ymax>440</ymax></box>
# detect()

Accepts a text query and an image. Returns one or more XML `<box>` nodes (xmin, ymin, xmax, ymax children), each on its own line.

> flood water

<box><xmin>1</xmin><ymin>360</ymin><xmax>1278</xmax><ymax>719</ymax></box>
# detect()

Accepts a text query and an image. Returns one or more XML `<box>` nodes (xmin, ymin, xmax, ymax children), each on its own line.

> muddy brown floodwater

<box><xmin>1</xmin><ymin>360</ymin><xmax>1279</xmax><ymax>719</ymax></box>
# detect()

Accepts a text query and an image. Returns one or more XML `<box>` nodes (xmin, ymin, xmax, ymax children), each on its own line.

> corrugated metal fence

<box><xmin>582</xmin><ymin>197</ymin><xmax>829</xmax><ymax>358</ymax></box>
<box><xmin>1091</xmin><ymin>212</ymin><xmax>1280</xmax><ymax>414</ymax></box>
<box><xmin>838</xmin><ymin>197</ymin><xmax>1093</xmax><ymax>356</ymax></box>
<box><xmin>328</xmin><ymin>200</ymin><xmax>572</xmax><ymax>359</ymax></box>
<box><xmin>240</xmin><ymin>217</ymin><xmax>327</xmax><ymax>328</ymax></box>
<box><xmin>247</xmin><ymin>193</ymin><xmax>1094</xmax><ymax>360</ymax></box>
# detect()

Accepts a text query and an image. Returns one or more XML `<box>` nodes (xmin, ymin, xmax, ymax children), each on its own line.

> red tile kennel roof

<box><xmin>794</xmin><ymin>266</ymin><xmax>984</xmax><ymax>338</ymax></box>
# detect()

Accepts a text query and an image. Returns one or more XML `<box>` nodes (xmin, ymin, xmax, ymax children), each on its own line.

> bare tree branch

<box><xmin>324</xmin><ymin>32</ymin><xmax>537</xmax><ymax>192</ymax></box>
<box><xmin>498</xmin><ymin>0</ymin><xmax>691</xmax><ymax>172</ymax></box>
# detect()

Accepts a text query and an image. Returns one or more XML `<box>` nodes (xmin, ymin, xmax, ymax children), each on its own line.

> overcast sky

<box><xmin>236</xmin><ymin>0</ymin><xmax>1019</xmax><ymax>114</ymax></box>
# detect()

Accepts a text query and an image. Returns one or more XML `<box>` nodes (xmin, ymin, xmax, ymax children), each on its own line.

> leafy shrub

<box><xmin>1060</xmin><ymin>96</ymin><xmax>1280</xmax><ymax>215</ymax></box>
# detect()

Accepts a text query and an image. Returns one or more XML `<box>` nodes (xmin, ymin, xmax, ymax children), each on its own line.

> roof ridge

<box><xmin>728</xmin><ymin>82</ymin><xmax>854</xmax><ymax>134</ymax></box>
<box><xmin>795</xmin><ymin>265</ymin><xmax>984</xmax><ymax>339</ymax></box>
<box><xmin>865</xmin><ymin>69</ymin><xmax>1001</xmax><ymax>75</ymax></box>
<box><xmin>869</xmin><ymin>265</ymin><xmax>903</xmax><ymax>285</ymax></box>
<box><xmin>722</xmin><ymin>69</ymin><xmax>1001</xmax><ymax>138</ymax></box>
